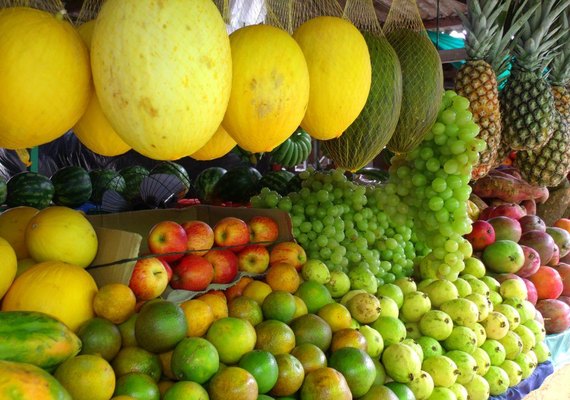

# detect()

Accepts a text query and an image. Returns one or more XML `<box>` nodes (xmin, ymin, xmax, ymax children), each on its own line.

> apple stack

<box><xmin>129</xmin><ymin>215</ymin><xmax>285</xmax><ymax>299</ymax></box>
<box><xmin>466</xmin><ymin>206</ymin><xmax>570</xmax><ymax>335</ymax></box>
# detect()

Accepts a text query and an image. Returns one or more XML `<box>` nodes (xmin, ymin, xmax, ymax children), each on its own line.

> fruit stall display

<box><xmin>1</xmin><ymin>0</ymin><xmax>570</xmax><ymax>399</ymax></box>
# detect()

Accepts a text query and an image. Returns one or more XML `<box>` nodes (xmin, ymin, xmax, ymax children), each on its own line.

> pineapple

<box><xmin>515</xmin><ymin>9</ymin><xmax>570</xmax><ymax>187</ymax></box>
<box><xmin>500</xmin><ymin>0</ymin><xmax>569</xmax><ymax>151</ymax></box>
<box><xmin>454</xmin><ymin>0</ymin><xmax>506</xmax><ymax>180</ymax></box>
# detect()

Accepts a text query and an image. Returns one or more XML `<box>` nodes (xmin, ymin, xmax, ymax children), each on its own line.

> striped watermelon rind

<box><xmin>194</xmin><ymin>167</ymin><xmax>227</xmax><ymax>203</ymax></box>
<box><xmin>119</xmin><ymin>165</ymin><xmax>149</xmax><ymax>202</ymax></box>
<box><xmin>258</xmin><ymin>170</ymin><xmax>295</xmax><ymax>195</ymax></box>
<box><xmin>151</xmin><ymin>161</ymin><xmax>191</xmax><ymax>197</ymax></box>
<box><xmin>7</xmin><ymin>172</ymin><xmax>54</xmax><ymax>209</ymax></box>
<box><xmin>51</xmin><ymin>166</ymin><xmax>92</xmax><ymax>208</ymax></box>
<box><xmin>89</xmin><ymin>169</ymin><xmax>126</xmax><ymax>204</ymax></box>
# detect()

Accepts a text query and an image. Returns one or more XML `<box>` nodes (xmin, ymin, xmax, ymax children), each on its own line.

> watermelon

<box><xmin>258</xmin><ymin>170</ymin><xmax>295</xmax><ymax>195</ymax></box>
<box><xmin>0</xmin><ymin>177</ymin><xmax>6</xmax><ymax>205</ymax></box>
<box><xmin>119</xmin><ymin>165</ymin><xmax>149</xmax><ymax>202</ymax></box>
<box><xmin>285</xmin><ymin>173</ymin><xmax>302</xmax><ymax>194</ymax></box>
<box><xmin>194</xmin><ymin>167</ymin><xmax>227</xmax><ymax>203</ymax></box>
<box><xmin>213</xmin><ymin>166</ymin><xmax>262</xmax><ymax>203</ymax></box>
<box><xmin>151</xmin><ymin>161</ymin><xmax>191</xmax><ymax>197</ymax></box>
<box><xmin>50</xmin><ymin>166</ymin><xmax>92</xmax><ymax>208</ymax></box>
<box><xmin>7</xmin><ymin>172</ymin><xmax>54</xmax><ymax>209</ymax></box>
<box><xmin>89</xmin><ymin>169</ymin><xmax>126</xmax><ymax>204</ymax></box>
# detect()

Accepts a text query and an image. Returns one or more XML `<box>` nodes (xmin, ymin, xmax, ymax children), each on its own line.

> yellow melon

<box><xmin>0</xmin><ymin>237</ymin><xmax>17</xmax><ymax>300</ymax></box>
<box><xmin>2</xmin><ymin>261</ymin><xmax>98</xmax><ymax>331</ymax></box>
<box><xmin>222</xmin><ymin>24</ymin><xmax>310</xmax><ymax>153</ymax></box>
<box><xmin>0</xmin><ymin>206</ymin><xmax>39</xmax><ymax>259</ymax></box>
<box><xmin>73</xmin><ymin>20</ymin><xmax>131</xmax><ymax>157</ymax></box>
<box><xmin>191</xmin><ymin>125</ymin><xmax>237</xmax><ymax>161</ymax></box>
<box><xmin>91</xmin><ymin>0</ymin><xmax>232</xmax><ymax>160</ymax></box>
<box><xmin>25</xmin><ymin>207</ymin><xmax>98</xmax><ymax>268</ymax></box>
<box><xmin>0</xmin><ymin>7</ymin><xmax>91</xmax><ymax>149</ymax></box>
<box><xmin>293</xmin><ymin>16</ymin><xmax>371</xmax><ymax>140</ymax></box>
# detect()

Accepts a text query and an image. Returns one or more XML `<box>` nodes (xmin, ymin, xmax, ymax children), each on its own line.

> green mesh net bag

<box><xmin>320</xmin><ymin>0</ymin><xmax>402</xmax><ymax>172</ymax></box>
<box><xmin>383</xmin><ymin>0</ymin><xmax>444</xmax><ymax>154</ymax></box>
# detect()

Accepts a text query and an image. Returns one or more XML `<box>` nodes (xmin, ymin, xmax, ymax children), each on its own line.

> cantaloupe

<box><xmin>0</xmin><ymin>7</ymin><xmax>91</xmax><ymax>149</ymax></box>
<box><xmin>191</xmin><ymin>125</ymin><xmax>237</xmax><ymax>161</ymax></box>
<box><xmin>222</xmin><ymin>24</ymin><xmax>310</xmax><ymax>153</ymax></box>
<box><xmin>293</xmin><ymin>16</ymin><xmax>371</xmax><ymax>141</ymax></box>
<box><xmin>91</xmin><ymin>0</ymin><xmax>232</xmax><ymax>160</ymax></box>
<box><xmin>73</xmin><ymin>20</ymin><xmax>131</xmax><ymax>157</ymax></box>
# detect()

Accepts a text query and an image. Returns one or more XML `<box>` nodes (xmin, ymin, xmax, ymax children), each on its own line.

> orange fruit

<box><xmin>228</xmin><ymin>296</ymin><xmax>263</xmax><ymax>327</ymax></box>
<box><xmin>158</xmin><ymin>351</ymin><xmax>176</xmax><ymax>380</ymax></box>
<box><xmin>198</xmin><ymin>292</ymin><xmax>228</xmax><ymax>321</ymax></box>
<box><xmin>328</xmin><ymin>347</ymin><xmax>376</xmax><ymax>397</ymax></box>
<box><xmin>171</xmin><ymin>337</ymin><xmax>219</xmax><ymax>384</ymax></box>
<box><xmin>265</xmin><ymin>263</ymin><xmax>301</xmax><ymax>293</ymax></box>
<box><xmin>261</xmin><ymin>290</ymin><xmax>297</xmax><ymax>323</ymax></box>
<box><xmin>93</xmin><ymin>283</ymin><xmax>137</xmax><ymax>325</ymax></box>
<box><xmin>118</xmin><ymin>314</ymin><xmax>138</xmax><ymax>347</ymax></box>
<box><xmin>54</xmin><ymin>354</ymin><xmax>116</xmax><ymax>400</ymax></box>
<box><xmin>157</xmin><ymin>380</ymin><xmax>174</xmax><ymax>397</ymax></box>
<box><xmin>290</xmin><ymin>313</ymin><xmax>332</xmax><ymax>352</ymax></box>
<box><xmin>0</xmin><ymin>206</ymin><xmax>39</xmax><ymax>259</ymax></box>
<box><xmin>114</xmin><ymin>373</ymin><xmax>159</xmax><ymax>400</ymax></box>
<box><xmin>290</xmin><ymin>343</ymin><xmax>327</xmax><ymax>374</ymax></box>
<box><xmin>270</xmin><ymin>353</ymin><xmax>305</xmax><ymax>397</ymax></box>
<box><xmin>208</xmin><ymin>366</ymin><xmax>258</xmax><ymax>400</ymax></box>
<box><xmin>163</xmin><ymin>381</ymin><xmax>209</xmax><ymax>400</ymax></box>
<box><xmin>111</xmin><ymin>347</ymin><xmax>162</xmax><ymax>382</ymax></box>
<box><xmin>554</xmin><ymin>218</ymin><xmax>570</xmax><ymax>234</ymax></box>
<box><xmin>134</xmin><ymin>300</ymin><xmax>187</xmax><ymax>354</ymax></box>
<box><xmin>206</xmin><ymin>317</ymin><xmax>257</xmax><ymax>364</ymax></box>
<box><xmin>180</xmin><ymin>299</ymin><xmax>215</xmax><ymax>337</ymax></box>
<box><xmin>294</xmin><ymin>281</ymin><xmax>333</xmax><ymax>313</ymax></box>
<box><xmin>255</xmin><ymin>320</ymin><xmax>296</xmax><ymax>355</ymax></box>
<box><xmin>224</xmin><ymin>276</ymin><xmax>254</xmax><ymax>302</ymax></box>
<box><xmin>76</xmin><ymin>317</ymin><xmax>122</xmax><ymax>361</ymax></box>
<box><xmin>300</xmin><ymin>367</ymin><xmax>352</xmax><ymax>400</ymax></box>
<box><xmin>207</xmin><ymin>290</ymin><xmax>226</xmax><ymax>299</ymax></box>
<box><xmin>242</xmin><ymin>280</ymin><xmax>273</xmax><ymax>305</ymax></box>
<box><xmin>330</xmin><ymin>328</ymin><xmax>368</xmax><ymax>353</ymax></box>
<box><xmin>238</xmin><ymin>350</ymin><xmax>279</xmax><ymax>394</ymax></box>
<box><xmin>317</xmin><ymin>302</ymin><xmax>352</xmax><ymax>333</ymax></box>
<box><xmin>293</xmin><ymin>296</ymin><xmax>308</xmax><ymax>319</ymax></box>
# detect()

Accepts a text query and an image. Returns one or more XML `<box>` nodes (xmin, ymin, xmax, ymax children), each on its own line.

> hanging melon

<box><xmin>91</xmin><ymin>0</ymin><xmax>232</xmax><ymax>160</ymax></box>
<box><xmin>292</xmin><ymin>16</ymin><xmax>372</xmax><ymax>140</ymax></box>
<box><xmin>0</xmin><ymin>7</ymin><xmax>91</xmax><ymax>149</ymax></box>
<box><xmin>191</xmin><ymin>125</ymin><xmax>237</xmax><ymax>161</ymax></box>
<box><xmin>73</xmin><ymin>20</ymin><xmax>131</xmax><ymax>157</ymax></box>
<box><xmin>222</xmin><ymin>24</ymin><xmax>310</xmax><ymax>153</ymax></box>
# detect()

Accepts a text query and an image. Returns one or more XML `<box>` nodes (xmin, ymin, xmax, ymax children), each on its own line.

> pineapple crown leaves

<box><xmin>486</xmin><ymin>0</ymin><xmax>540</xmax><ymax>75</ymax></box>
<box><xmin>512</xmin><ymin>0</ymin><xmax>570</xmax><ymax>72</ymax></box>
<box><xmin>549</xmin><ymin>10</ymin><xmax>570</xmax><ymax>85</ymax></box>
<box><xmin>456</xmin><ymin>0</ymin><xmax>511</xmax><ymax>60</ymax></box>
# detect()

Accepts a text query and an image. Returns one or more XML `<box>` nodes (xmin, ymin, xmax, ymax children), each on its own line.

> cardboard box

<box><xmin>86</xmin><ymin>205</ymin><xmax>294</xmax><ymax>302</ymax></box>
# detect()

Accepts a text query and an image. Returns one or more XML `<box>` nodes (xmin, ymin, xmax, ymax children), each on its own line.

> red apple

<box><xmin>237</xmin><ymin>245</ymin><xmax>270</xmax><ymax>274</ymax></box>
<box><xmin>181</xmin><ymin>220</ymin><xmax>215</xmax><ymax>256</ymax></box>
<box><xmin>213</xmin><ymin>217</ymin><xmax>250</xmax><ymax>252</ymax></box>
<box><xmin>129</xmin><ymin>257</ymin><xmax>170</xmax><ymax>300</ymax></box>
<box><xmin>161</xmin><ymin>259</ymin><xmax>173</xmax><ymax>282</ymax></box>
<box><xmin>204</xmin><ymin>249</ymin><xmax>239</xmax><ymax>284</ymax></box>
<box><xmin>465</xmin><ymin>220</ymin><xmax>495</xmax><ymax>250</ymax></box>
<box><xmin>147</xmin><ymin>221</ymin><xmax>188</xmax><ymax>263</ymax></box>
<box><xmin>170</xmin><ymin>255</ymin><xmax>214</xmax><ymax>292</ymax></box>
<box><xmin>269</xmin><ymin>241</ymin><xmax>307</xmax><ymax>271</ymax></box>
<box><xmin>248</xmin><ymin>216</ymin><xmax>279</xmax><ymax>246</ymax></box>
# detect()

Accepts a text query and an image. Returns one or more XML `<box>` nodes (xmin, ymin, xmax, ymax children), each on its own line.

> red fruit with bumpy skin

<box><xmin>518</xmin><ymin>215</ymin><xmax>546</xmax><ymax>234</ymax></box>
<box><xmin>487</xmin><ymin>217</ymin><xmax>522</xmax><ymax>242</ymax></box>
<box><xmin>147</xmin><ymin>221</ymin><xmax>188</xmax><ymax>263</ymax></box>
<box><xmin>519</xmin><ymin>231</ymin><xmax>556</xmax><ymax>266</ymax></box>
<box><xmin>548</xmin><ymin>244</ymin><xmax>560</xmax><ymax>267</ymax></box>
<box><xmin>171</xmin><ymin>255</ymin><xmax>214</xmax><ymax>291</ymax></box>
<box><xmin>521</xmin><ymin>278</ymin><xmax>538</xmax><ymax>305</ymax></box>
<box><xmin>516</xmin><ymin>246</ymin><xmax>541</xmax><ymax>278</ymax></box>
<box><xmin>204</xmin><ymin>249</ymin><xmax>239</xmax><ymax>284</ymax></box>
<box><xmin>213</xmin><ymin>217</ymin><xmax>250</xmax><ymax>252</ymax></box>
<box><xmin>535</xmin><ymin>299</ymin><xmax>570</xmax><ymax>334</ymax></box>
<box><xmin>529</xmin><ymin>266</ymin><xmax>563</xmax><ymax>300</ymax></box>
<box><xmin>465</xmin><ymin>221</ymin><xmax>496</xmax><ymax>251</ymax></box>
<box><xmin>553</xmin><ymin>263</ymin><xmax>570</xmax><ymax>296</ymax></box>
<box><xmin>248</xmin><ymin>216</ymin><xmax>279</xmax><ymax>246</ymax></box>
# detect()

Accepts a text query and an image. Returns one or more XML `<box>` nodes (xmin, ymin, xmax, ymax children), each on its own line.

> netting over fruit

<box><xmin>77</xmin><ymin>0</ymin><xmax>104</xmax><ymax>23</ymax></box>
<box><xmin>321</xmin><ymin>0</ymin><xmax>402</xmax><ymax>172</ymax></box>
<box><xmin>264</xmin><ymin>0</ymin><xmax>343</xmax><ymax>34</ymax></box>
<box><xmin>383</xmin><ymin>0</ymin><xmax>444</xmax><ymax>154</ymax></box>
<box><xmin>0</xmin><ymin>0</ymin><xmax>64</xmax><ymax>13</ymax></box>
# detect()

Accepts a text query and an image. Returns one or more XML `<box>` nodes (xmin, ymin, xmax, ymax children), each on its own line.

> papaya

<box><xmin>0</xmin><ymin>360</ymin><xmax>72</xmax><ymax>400</ymax></box>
